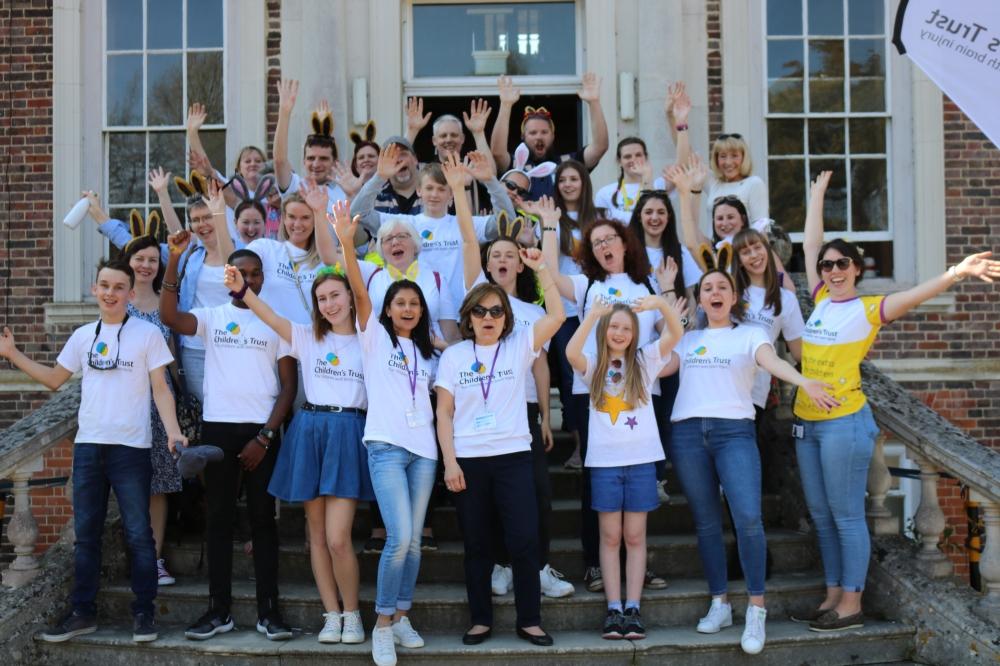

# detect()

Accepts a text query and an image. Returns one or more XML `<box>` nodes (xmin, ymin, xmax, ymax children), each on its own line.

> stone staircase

<box><xmin>36</xmin><ymin>426</ymin><xmax>916</xmax><ymax>665</ymax></box>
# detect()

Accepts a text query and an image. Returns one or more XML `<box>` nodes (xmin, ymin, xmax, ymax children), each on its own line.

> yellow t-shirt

<box><xmin>793</xmin><ymin>283</ymin><xmax>885</xmax><ymax>422</ymax></box>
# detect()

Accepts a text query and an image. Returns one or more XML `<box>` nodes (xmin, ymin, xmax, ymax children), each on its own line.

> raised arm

<box><xmin>521</xmin><ymin>247</ymin><xmax>566</xmax><ymax>351</ymax></box>
<box><xmin>204</xmin><ymin>179</ymin><xmax>235</xmax><ymax>259</ymax></box>
<box><xmin>443</xmin><ymin>153</ymin><xmax>482</xmax><ymax>290</ymax></box>
<box><xmin>85</xmin><ymin>191</ymin><xmax>132</xmax><ymax>249</ymax></box>
<box><xmin>273</xmin><ymin>79</ymin><xmax>299</xmax><ymax>193</ymax></box>
<box><xmin>755</xmin><ymin>342</ymin><xmax>839</xmax><ymax>412</ymax></box>
<box><xmin>883</xmin><ymin>251</ymin><xmax>1000</xmax><ymax>322</ymax></box>
<box><xmin>351</xmin><ymin>143</ymin><xmax>402</xmax><ymax>237</ymax></box>
<box><xmin>803</xmin><ymin>170</ymin><xmax>831</xmax><ymax>294</ymax></box>
<box><xmin>565</xmin><ymin>296</ymin><xmax>612</xmax><ymax>375</ymax></box>
<box><xmin>537</xmin><ymin>196</ymin><xmax>575</xmax><ymax>300</ymax></box>
<box><xmin>490</xmin><ymin>76</ymin><xmax>519</xmax><ymax>172</ymax></box>
<box><xmin>463</xmin><ymin>99</ymin><xmax>495</xmax><ymax>170</ymax></box>
<box><xmin>331</xmin><ymin>200</ymin><xmax>371</xmax><ymax>328</ymax></box>
<box><xmin>635</xmin><ymin>294</ymin><xmax>685</xmax><ymax>358</ymax></box>
<box><xmin>670</xmin><ymin>83</ymin><xmax>692</xmax><ymax>168</ymax></box>
<box><xmin>223</xmin><ymin>264</ymin><xmax>293</xmax><ymax>343</ymax></box>
<box><xmin>578</xmin><ymin>73</ymin><xmax>609</xmax><ymax>169</ymax></box>
<box><xmin>404</xmin><ymin>97</ymin><xmax>432</xmax><ymax>145</ymax></box>
<box><xmin>186</xmin><ymin>102</ymin><xmax>210</xmax><ymax>171</ymax></box>
<box><xmin>665</xmin><ymin>157</ymin><xmax>710</xmax><ymax>254</ymax></box>
<box><xmin>148</xmin><ymin>168</ymin><xmax>183</xmax><ymax>234</ymax></box>
<box><xmin>299</xmin><ymin>178</ymin><xmax>337</xmax><ymax>266</ymax></box>
<box><xmin>0</xmin><ymin>327</ymin><xmax>72</xmax><ymax>390</ymax></box>
<box><xmin>159</xmin><ymin>231</ymin><xmax>199</xmax><ymax>336</ymax></box>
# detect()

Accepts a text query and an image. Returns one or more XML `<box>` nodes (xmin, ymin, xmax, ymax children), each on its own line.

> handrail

<box><xmin>0</xmin><ymin>380</ymin><xmax>79</xmax><ymax>481</ymax></box>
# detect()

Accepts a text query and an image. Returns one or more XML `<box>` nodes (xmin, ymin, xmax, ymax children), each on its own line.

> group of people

<box><xmin>3</xmin><ymin>73</ymin><xmax>998</xmax><ymax>666</ymax></box>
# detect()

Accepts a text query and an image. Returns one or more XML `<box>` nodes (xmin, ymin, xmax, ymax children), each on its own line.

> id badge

<box><xmin>406</xmin><ymin>408</ymin><xmax>429</xmax><ymax>428</ymax></box>
<box><xmin>473</xmin><ymin>412</ymin><xmax>498</xmax><ymax>432</ymax></box>
<box><xmin>791</xmin><ymin>423</ymin><xmax>804</xmax><ymax>439</ymax></box>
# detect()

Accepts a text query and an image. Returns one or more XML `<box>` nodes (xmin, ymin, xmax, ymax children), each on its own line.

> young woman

<box><xmin>222</xmin><ymin>263</ymin><xmax>371</xmax><ymax>646</ymax></box>
<box><xmin>435</xmin><ymin>251</ymin><xmax>564</xmax><ymax>647</ymax></box>
<box><xmin>333</xmin><ymin>202</ymin><xmax>439</xmax><ymax>666</ymax></box>
<box><xmin>792</xmin><ymin>171</ymin><xmax>1000</xmax><ymax>632</ymax></box>
<box><xmin>234</xmin><ymin>199</ymin><xmax>267</xmax><ymax>245</ymax></box>
<box><xmin>566</xmin><ymin>295</ymin><xmax>684</xmax><ymax>641</ymax></box>
<box><xmin>449</xmin><ymin>154</ymin><xmax>574</xmax><ymax>600</ymax></box>
<box><xmin>594</xmin><ymin>138</ymin><xmax>663</xmax><ymax>224</ymax></box>
<box><xmin>704</xmin><ymin>133</ymin><xmax>769</xmax><ymax>225</ymax></box>
<box><xmin>664</xmin><ymin>266</ymin><xmax>838</xmax><ymax>655</ymax></box>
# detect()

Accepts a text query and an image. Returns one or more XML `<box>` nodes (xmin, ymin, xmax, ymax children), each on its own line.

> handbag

<box><xmin>173</xmin><ymin>342</ymin><xmax>203</xmax><ymax>446</ymax></box>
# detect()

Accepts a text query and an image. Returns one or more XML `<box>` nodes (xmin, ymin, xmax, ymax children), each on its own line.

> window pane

<box><xmin>851</xmin><ymin>159</ymin><xmax>888</xmax><ymax>231</ymax></box>
<box><xmin>849</xmin><ymin>38</ymin><xmax>885</xmax><ymax>111</ymax></box>
<box><xmin>107</xmin><ymin>0</ymin><xmax>142</xmax><ymax>51</ymax></box>
<box><xmin>188</xmin><ymin>0</ymin><xmax>224</xmax><ymax>48</ymax></box>
<box><xmin>808</xmin><ymin>0</ymin><xmax>843</xmax><ymax>35</ymax></box>
<box><xmin>149</xmin><ymin>132</ymin><xmax>186</xmax><ymax>203</ymax></box>
<box><xmin>808</xmin><ymin>118</ymin><xmax>845</xmax><ymax>155</ymax></box>
<box><xmin>767</xmin><ymin>40</ymin><xmax>804</xmax><ymax>112</ymax></box>
<box><xmin>768</xmin><ymin>119</ymin><xmax>804</xmax><ymax>155</ymax></box>
<box><xmin>147</xmin><ymin>0</ymin><xmax>182</xmax><ymax>50</ymax></box>
<box><xmin>768</xmin><ymin>159</ymin><xmax>806</xmax><ymax>231</ymax></box>
<box><xmin>848</xmin><ymin>0</ymin><xmax>883</xmax><ymax>35</ymax></box>
<box><xmin>812</xmin><ymin>159</ymin><xmax>847</xmax><ymax>231</ymax></box>
<box><xmin>767</xmin><ymin>0</ymin><xmax>802</xmax><ymax>35</ymax></box>
<box><xmin>107</xmin><ymin>54</ymin><xmax>143</xmax><ymax>126</ymax></box>
<box><xmin>808</xmin><ymin>40</ymin><xmax>844</xmax><ymax>111</ymax></box>
<box><xmin>412</xmin><ymin>2</ymin><xmax>575</xmax><ymax>77</ymax></box>
<box><xmin>188</xmin><ymin>52</ymin><xmax>224</xmax><ymax>123</ymax></box>
<box><xmin>109</xmin><ymin>132</ymin><xmax>146</xmax><ymax>204</ymax></box>
<box><xmin>147</xmin><ymin>54</ymin><xmax>183</xmax><ymax>126</ymax></box>
<box><xmin>200</xmin><ymin>130</ymin><xmax>227</xmax><ymax>177</ymax></box>
<box><xmin>849</xmin><ymin>117</ymin><xmax>886</xmax><ymax>153</ymax></box>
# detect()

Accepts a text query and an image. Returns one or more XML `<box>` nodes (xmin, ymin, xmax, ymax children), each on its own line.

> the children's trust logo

<box><xmin>607</xmin><ymin>287</ymin><xmax>622</xmax><ymax>297</ymax></box>
<box><xmin>95</xmin><ymin>342</ymin><xmax>109</xmax><ymax>356</ymax></box>
<box><xmin>396</xmin><ymin>349</ymin><xmax>408</xmax><ymax>364</ymax></box>
<box><xmin>226</xmin><ymin>322</ymin><xmax>241</xmax><ymax>335</ymax></box>
<box><xmin>693</xmin><ymin>345</ymin><xmax>708</xmax><ymax>356</ymax></box>
<box><xmin>420</xmin><ymin>230</ymin><xmax>433</xmax><ymax>240</ymax></box>
<box><xmin>471</xmin><ymin>361</ymin><xmax>486</xmax><ymax>374</ymax></box>
<box><xmin>326</xmin><ymin>352</ymin><xmax>340</xmax><ymax>366</ymax></box>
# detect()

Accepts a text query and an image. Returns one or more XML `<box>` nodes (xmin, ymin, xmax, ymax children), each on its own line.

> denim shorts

<box><xmin>590</xmin><ymin>462</ymin><xmax>659</xmax><ymax>513</ymax></box>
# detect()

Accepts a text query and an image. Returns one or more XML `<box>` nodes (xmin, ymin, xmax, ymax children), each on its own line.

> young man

<box><xmin>159</xmin><ymin>234</ymin><xmax>298</xmax><ymax>641</ymax></box>
<box><xmin>0</xmin><ymin>260</ymin><xmax>185</xmax><ymax>644</ymax></box>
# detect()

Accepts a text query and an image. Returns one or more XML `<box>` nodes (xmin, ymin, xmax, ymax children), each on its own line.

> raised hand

<box><xmin>300</xmin><ymin>178</ymin><xmax>329</xmax><ymax>213</ymax></box>
<box><xmin>588</xmin><ymin>295</ymin><xmax>614</xmax><ymax>319</ymax></box>
<box><xmin>223</xmin><ymin>263</ymin><xmax>246</xmax><ymax>292</ymax></box>
<box><xmin>376</xmin><ymin>142</ymin><xmax>403</xmax><ymax>180</ymax></box>
<box><xmin>441</xmin><ymin>152</ymin><xmax>467</xmax><ymax>191</ymax></box>
<box><xmin>535</xmin><ymin>195</ymin><xmax>562</xmax><ymax>226</ymax></box>
<box><xmin>519</xmin><ymin>246</ymin><xmax>545</xmax><ymax>271</ymax></box>
<box><xmin>632</xmin><ymin>294</ymin><xmax>667</xmax><ymax>313</ymax></box>
<box><xmin>148</xmin><ymin>167</ymin><xmax>171</xmax><ymax>193</ymax></box>
<box><xmin>330</xmin><ymin>199</ymin><xmax>358</xmax><ymax>247</ymax></box>
<box><xmin>406</xmin><ymin>97</ymin><xmax>431</xmax><ymax>135</ymax></box>
<box><xmin>0</xmin><ymin>326</ymin><xmax>17</xmax><ymax>359</ymax></box>
<box><xmin>638</xmin><ymin>157</ymin><xmax>654</xmax><ymax>185</ymax></box>
<box><xmin>671</xmin><ymin>296</ymin><xmax>689</xmax><ymax>319</ymax></box>
<box><xmin>954</xmin><ymin>251</ymin><xmax>1000</xmax><ymax>283</ymax></box>
<box><xmin>578</xmin><ymin>72</ymin><xmax>601</xmax><ymax>102</ymax></box>
<box><xmin>186</xmin><ymin>103</ymin><xmax>207</xmax><ymax>132</ymax></box>
<box><xmin>655</xmin><ymin>255</ymin><xmax>679</xmax><ymax>291</ymax></box>
<box><xmin>82</xmin><ymin>190</ymin><xmax>109</xmax><ymax>223</ymax></box>
<box><xmin>277</xmin><ymin>79</ymin><xmax>299</xmax><ymax>115</ymax></box>
<box><xmin>464</xmin><ymin>150</ymin><xmax>494</xmax><ymax>182</ymax></box>
<box><xmin>167</xmin><ymin>230</ymin><xmax>191</xmax><ymax>256</ymax></box>
<box><xmin>672</xmin><ymin>83</ymin><xmax>692</xmax><ymax>124</ymax></box>
<box><xmin>463</xmin><ymin>98</ymin><xmax>492</xmax><ymax>135</ymax></box>
<box><xmin>665</xmin><ymin>155</ymin><xmax>707</xmax><ymax>194</ymax></box>
<box><xmin>497</xmin><ymin>75</ymin><xmax>521</xmax><ymax>105</ymax></box>
<box><xmin>331</xmin><ymin>161</ymin><xmax>364</xmax><ymax>198</ymax></box>
<box><xmin>188</xmin><ymin>149</ymin><xmax>213</xmax><ymax>176</ymax></box>
<box><xmin>810</xmin><ymin>170</ymin><xmax>833</xmax><ymax>198</ymax></box>
<box><xmin>203</xmin><ymin>178</ymin><xmax>226</xmax><ymax>216</ymax></box>
<box><xmin>315</xmin><ymin>99</ymin><xmax>334</xmax><ymax>129</ymax></box>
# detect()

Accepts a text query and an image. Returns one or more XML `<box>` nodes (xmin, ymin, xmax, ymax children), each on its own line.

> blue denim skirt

<box><xmin>268</xmin><ymin>409</ymin><xmax>375</xmax><ymax>502</ymax></box>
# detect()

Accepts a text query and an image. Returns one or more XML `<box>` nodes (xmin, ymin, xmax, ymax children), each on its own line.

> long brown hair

<box><xmin>589</xmin><ymin>304</ymin><xmax>649</xmax><ymax>410</ymax></box>
<box><xmin>577</xmin><ymin>219</ymin><xmax>650</xmax><ymax>284</ymax></box>
<box><xmin>732</xmin><ymin>228</ymin><xmax>782</xmax><ymax>317</ymax></box>
<box><xmin>310</xmin><ymin>271</ymin><xmax>354</xmax><ymax>341</ymax></box>
<box><xmin>552</xmin><ymin>160</ymin><xmax>600</xmax><ymax>257</ymax></box>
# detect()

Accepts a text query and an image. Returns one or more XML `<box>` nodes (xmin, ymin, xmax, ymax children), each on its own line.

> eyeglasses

<box><xmin>716</xmin><ymin>133</ymin><xmax>743</xmax><ymax>141</ymax></box>
<box><xmin>503</xmin><ymin>180</ymin><xmax>530</xmax><ymax>198</ymax></box>
<box><xmin>591</xmin><ymin>234</ymin><xmax>620</xmax><ymax>249</ymax></box>
<box><xmin>87</xmin><ymin>314</ymin><xmax>129</xmax><ymax>371</ymax></box>
<box><xmin>818</xmin><ymin>257</ymin><xmax>853</xmax><ymax>272</ymax></box>
<box><xmin>471</xmin><ymin>304</ymin><xmax>505</xmax><ymax>319</ymax></box>
<box><xmin>381</xmin><ymin>233</ymin><xmax>412</xmax><ymax>245</ymax></box>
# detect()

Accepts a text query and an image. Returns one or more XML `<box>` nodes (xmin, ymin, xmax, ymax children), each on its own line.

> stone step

<box><xmin>35</xmin><ymin>620</ymin><xmax>915</xmax><ymax>665</ymax></box>
<box><xmin>97</xmin><ymin>573</ymin><xmax>827</xmax><ymax>633</ymax></box>
<box><xmin>163</xmin><ymin>529</ymin><xmax>819</xmax><ymax>584</ymax></box>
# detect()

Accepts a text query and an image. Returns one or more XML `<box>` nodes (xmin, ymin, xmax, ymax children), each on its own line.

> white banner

<box><xmin>893</xmin><ymin>0</ymin><xmax>1000</xmax><ymax>149</ymax></box>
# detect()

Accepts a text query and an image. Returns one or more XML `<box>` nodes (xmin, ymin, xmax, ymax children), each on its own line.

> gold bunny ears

<box><xmin>695</xmin><ymin>242</ymin><xmax>734</xmax><ymax>273</ymax></box>
<box><xmin>495</xmin><ymin>210</ymin><xmax>526</xmax><ymax>243</ymax></box>
<box><xmin>123</xmin><ymin>209</ymin><xmax>164</xmax><ymax>253</ymax></box>
<box><xmin>349</xmin><ymin>120</ymin><xmax>377</xmax><ymax>147</ymax></box>
<box><xmin>520</xmin><ymin>106</ymin><xmax>553</xmax><ymax>133</ymax></box>
<box><xmin>311</xmin><ymin>110</ymin><xmax>334</xmax><ymax>138</ymax></box>
<box><xmin>173</xmin><ymin>170</ymin><xmax>209</xmax><ymax>199</ymax></box>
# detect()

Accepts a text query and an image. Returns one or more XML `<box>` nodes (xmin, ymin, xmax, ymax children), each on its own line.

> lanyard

<box><xmin>400</xmin><ymin>339</ymin><xmax>419</xmax><ymax>407</ymax></box>
<box><xmin>472</xmin><ymin>341</ymin><xmax>502</xmax><ymax>408</ymax></box>
<box><xmin>283</xmin><ymin>243</ymin><xmax>311</xmax><ymax>314</ymax></box>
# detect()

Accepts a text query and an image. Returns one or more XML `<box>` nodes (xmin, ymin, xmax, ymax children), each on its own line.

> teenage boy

<box><xmin>0</xmin><ymin>260</ymin><xmax>185</xmax><ymax>644</ymax></box>
<box><xmin>159</xmin><ymin>233</ymin><xmax>298</xmax><ymax>641</ymax></box>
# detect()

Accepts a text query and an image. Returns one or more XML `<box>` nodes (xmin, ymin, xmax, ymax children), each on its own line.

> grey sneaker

<box><xmin>39</xmin><ymin>611</ymin><xmax>97</xmax><ymax>643</ymax></box>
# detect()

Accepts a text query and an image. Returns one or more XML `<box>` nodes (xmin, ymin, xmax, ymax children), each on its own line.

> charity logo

<box><xmin>396</xmin><ymin>349</ymin><xmax>408</xmax><ymax>364</ymax></box>
<box><xmin>811</xmin><ymin>319</ymin><xmax>822</xmax><ymax>327</ymax></box>
<box><xmin>694</xmin><ymin>346</ymin><xmax>708</xmax><ymax>356</ymax></box>
<box><xmin>226</xmin><ymin>322</ymin><xmax>241</xmax><ymax>335</ymax></box>
<box><xmin>420</xmin><ymin>230</ymin><xmax>433</xmax><ymax>240</ymax></box>
<box><xmin>471</xmin><ymin>361</ymin><xmax>487</xmax><ymax>374</ymax></box>
<box><xmin>325</xmin><ymin>352</ymin><xmax>340</xmax><ymax>366</ymax></box>
<box><xmin>607</xmin><ymin>287</ymin><xmax>622</xmax><ymax>297</ymax></box>
<box><xmin>95</xmin><ymin>342</ymin><xmax>109</xmax><ymax>356</ymax></box>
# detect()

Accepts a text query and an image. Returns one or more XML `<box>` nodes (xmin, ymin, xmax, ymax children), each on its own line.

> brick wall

<box><xmin>265</xmin><ymin>0</ymin><xmax>281</xmax><ymax>156</ymax></box>
<box><xmin>705</xmin><ymin>1</ymin><xmax>723</xmax><ymax>138</ymax></box>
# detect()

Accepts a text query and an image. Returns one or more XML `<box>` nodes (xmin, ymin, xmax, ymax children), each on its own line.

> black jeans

<box><xmin>567</xmin><ymin>394</ymin><xmax>600</xmax><ymax>568</ymax></box>
<box><xmin>454</xmin><ymin>451</ymin><xmax>541</xmax><ymax>628</ymax></box>
<box><xmin>202</xmin><ymin>421</ymin><xmax>280</xmax><ymax>617</ymax></box>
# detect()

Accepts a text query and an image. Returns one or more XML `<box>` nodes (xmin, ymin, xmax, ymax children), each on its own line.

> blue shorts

<box><xmin>590</xmin><ymin>463</ymin><xmax>659</xmax><ymax>513</ymax></box>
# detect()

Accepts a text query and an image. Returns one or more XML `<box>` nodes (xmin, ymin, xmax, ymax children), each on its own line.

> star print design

<box><xmin>596</xmin><ymin>391</ymin><xmax>632</xmax><ymax>425</ymax></box>
<box><xmin>625</xmin><ymin>416</ymin><xmax>638</xmax><ymax>430</ymax></box>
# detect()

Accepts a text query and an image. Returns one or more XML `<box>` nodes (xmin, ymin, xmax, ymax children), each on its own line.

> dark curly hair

<box><xmin>577</xmin><ymin>218</ymin><xmax>650</xmax><ymax>284</ymax></box>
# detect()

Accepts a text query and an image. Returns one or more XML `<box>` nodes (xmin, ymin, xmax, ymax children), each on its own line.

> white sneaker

<box><xmin>696</xmin><ymin>597</ymin><xmax>733</xmax><ymax>634</ymax></box>
<box><xmin>371</xmin><ymin>625</ymin><xmax>397</xmax><ymax>666</ymax></box>
<box><xmin>391</xmin><ymin>616</ymin><xmax>424</xmax><ymax>648</ymax></box>
<box><xmin>491</xmin><ymin>564</ymin><xmax>512</xmax><ymax>596</ymax></box>
<box><xmin>341</xmin><ymin>610</ymin><xmax>364</xmax><ymax>644</ymax></box>
<box><xmin>156</xmin><ymin>559</ymin><xmax>175</xmax><ymax>586</ymax></box>
<box><xmin>657</xmin><ymin>479</ymin><xmax>670</xmax><ymax>504</ymax></box>
<box><xmin>539</xmin><ymin>564</ymin><xmax>575</xmax><ymax>598</ymax></box>
<box><xmin>318</xmin><ymin>611</ymin><xmax>341</xmax><ymax>643</ymax></box>
<box><xmin>741</xmin><ymin>605</ymin><xmax>767</xmax><ymax>655</ymax></box>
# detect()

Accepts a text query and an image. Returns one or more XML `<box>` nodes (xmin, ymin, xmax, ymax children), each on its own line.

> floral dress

<box><xmin>128</xmin><ymin>303</ymin><xmax>183</xmax><ymax>495</ymax></box>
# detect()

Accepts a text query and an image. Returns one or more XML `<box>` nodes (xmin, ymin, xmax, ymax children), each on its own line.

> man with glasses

<box><xmin>0</xmin><ymin>259</ymin><xmax>185</xmax><ymax>645</ymax></box>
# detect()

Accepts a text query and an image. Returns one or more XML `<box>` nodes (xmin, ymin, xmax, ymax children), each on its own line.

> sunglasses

<box><xmin>471</xmin><ymin>304</ymin><xmax>505</xmax><ymax>319</ymax></box>
<box><xmin>818</xmin><ymin>257</ymin><xmax>854</xmax><ymax>272</ymax></box>
<box><xmin>503</xmin><ymin>180</ymin><xmax>531</xmax><ymax>198</ymax></box>
<box><xmin>591</xmin><ymin>234</ymin><xmax>621</xmax><ymax>249</ymax></box>
<box><xmin>87</xmin><ymin>314</ymin><xmax>129</xmax><ymax>371</ymax></box>
<box><xmin>716</xmin><ymin>133</ymin><xmax>744</xmax><ymax>141</ymax></box>
<box><xmin>607</xmin><ymin>358</ymin><xmax>624</xmax><ymax>384</ymax></box>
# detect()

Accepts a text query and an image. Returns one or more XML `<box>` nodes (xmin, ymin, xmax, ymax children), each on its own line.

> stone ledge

<box><xmin>874</xmin><ymin>357</ymin><xmax>1000</xmax><ymax>383</ymax></box>
<box><xmin>0</xmin><ymin>370</ymin><xmax>51</xmax><ymax>393</ymax></box>
<box><xmin>43</xmin><ymin>301</ymin><xmax>99</xmax><ymax>329</ymax></box>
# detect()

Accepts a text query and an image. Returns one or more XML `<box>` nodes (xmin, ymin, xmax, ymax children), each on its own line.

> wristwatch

<box><xmin>257</xmin><ymin>427</ymin><xmax>276</xmax><ymax>449</ymax></box>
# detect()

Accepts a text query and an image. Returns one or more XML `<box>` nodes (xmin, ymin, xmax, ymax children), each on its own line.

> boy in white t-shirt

<box><xmin>1</xmin><ymin>260</ymin><xmax>186</xmax><ymax>644</ymax></box>
<box><xmin>159</xmin><ymin>241</ymin><xmax>298</xmax><ymax>642</ymax></box>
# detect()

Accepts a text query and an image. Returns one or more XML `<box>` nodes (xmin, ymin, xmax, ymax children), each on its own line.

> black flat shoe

<box><xmin>516</xmin><ymin>626</ymin><xmax>553</xmax><ymax>646</ymax></box>
<box><xmin>462</xmin><ymin>627</ymin><xmax>492</xmax><ymax>645</ymax></box>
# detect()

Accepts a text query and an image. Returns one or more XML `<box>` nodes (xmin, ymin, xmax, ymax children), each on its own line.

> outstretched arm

<box><xmin>755</xmin><ymin>343</ymin><xmax>839</xmax><ymax>412</ymax></box>
<box><xmin>148</xmin><ymin>168</ymin><xmax>183</xmax><ymax>234</ymax></box>
<box><xmin>490</xmin><ymin>76</ymin><xmax>519</xmax><ymax>172</ymax></box>
<box><xmin>443</xmin><ymin>153</ymin><xmax>482</xmax><ymax>290</ymax></box>
<box><xmin>331</xmin><ymin>200</ymin><xmax>371</xmax><ymax>328</ymax></box>
<box><xmin>669</xmin><ymin>83</ymin><xmax>692</xmax><ymax>168</ymax></box>
<box><xmin>803</xmin><ymin>170</ymin><xmax>831</xmax><ymax>295</ymax></box>
<box><xmin>273</xmin><ymin>79</ymin><xmax>298</xmax><ymax>193</ymax></box>
<box><xmin>579</xmin><ymin>73</ymin><xmax>609</xmax><ymax>169</ymax></box>
<box><xmin>537</xmin><ymin>196</ymin><xmax>576</xmax><ymax>300</ymax></box>
<box><xmin>883</xmin><ymin>251</ymin><xmax>1000</xmax><ymax>322</ymax></box>
<box><xmin>665</xmin><ymin>157</ymin><xmax>710</xmax><ymax>253</ymax></box>
<box><xmin>0</xmin><ymin>328</ymin><xmax>72</xmax><ymax>390</ymax></box>
<box><xmin>521</xmin><ymin>247</ymin><xmax>566</xmax><ymax>351</ymax></box>
<box><xmin>223</xmin><ymin>264</ymin><xmax>293</xmax><ymax>343</ymax></box>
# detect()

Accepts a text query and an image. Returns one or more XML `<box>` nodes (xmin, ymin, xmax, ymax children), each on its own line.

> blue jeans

<box><xmin>795</xmin><ymin>403</ymin><xmax>877</xmax><ymax>592</ymax></box>
<box><xmin>179</xmin><ymin>345</ymin><xmax>205</xmax><ymax>404</ymax></box>
<box><xmin>71</xmin><ymin>443</ymin><xmax>156</xmax><ymax>617</ymax></box>
<box><xmin>669</xmin><ymin>418</ymin><xmax>767</xmax><ymax>596</ymax></box>
<box><xmin>367</xmin><ymin>442</ymin><xmax>437</xmax><ymax>616</ymax></box>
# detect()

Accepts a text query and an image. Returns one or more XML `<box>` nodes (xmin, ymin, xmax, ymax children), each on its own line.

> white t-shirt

<box><xmin>579</xmin><ymin>341</ymin><xmax>669</xmax><ymax>467</ymax></box>
<box><xmin>543</xmin><ymin>214</ymin><xmax>584</xmax><ymax>317</ymax></box>
<box><xmin>594</xmin><ymin>177</ymin><xmax>668</xmax><ymax>224</ymax></box>
<box><xmin>670</xmin><ymin>325</ymin><xmax>771</xmax><ymax>422</ymax></box>
<box><xmin>288</xmin><ymin>323</ymin><xmax>366</xmax><ymax>409</ymax></box>
<box><xmin>283</xmin><ymin>172</ymin><xmax>348</xmax><ymax>207</ymax></box>
<box><xmin>742</xmin><ymin>285</ymin><xmax>805</xmax><ymax>408</ymax></box>
<box><xmin>569</xmin><ymin>272</ymin><xmax>662</xmax><ymax>394</ymax></box>
<box><xmin>645</xmin><ymin>245</ymin><xmax>703</xmax><ymax>291</ymax></box>
<box><xmin>358</xmin><ymin>311</ymin><xmax>438</xmax><ymax>459</ymax></box>
<box><xmin>360</xmin><ymin>259</ymin><xmax>457</xmax><ymax>338</ymax></box>
<box><xmin>192</xmin><ymin>303</ymin><xmax>293</xmax><ymax>423</ymax></box>
<box><xmin>57</xmin><ymin>317</ymin><xmax>173</xmax><ymax>448</ymax></box>
<box><xmin>435</xmin><ymin>328</ymin><xmax>538</xmax><ymax>458</ymax></box>
<box><xmin>705</xmin><ymin>175</ymin><xmax>769</xmax><ymax>226</ymax></box>
<box><xmin>183</xmin><ymin>263</ymin><xmax>230</xmax><ymax>350</ymax></box>
<box><xmin>247</xmin><ymin>238</ymin><xmax>324</xmax><ymax>325</ymax></box>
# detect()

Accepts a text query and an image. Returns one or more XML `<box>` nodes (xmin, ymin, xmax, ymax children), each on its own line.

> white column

<box><xmin>911</xmin><ymin>454</ymin><xmax>952</xmax><ymax>578</ymax></box>
<box><xmin>2</xmin><ymin>456</ymin><xmax>45</xmax><ymax>587</ymax></box>
<box><xmin>971</xmin><ymin>490</ymin><xmax>1000</xmax><ymax>618</ymax></box>
<box><xmin>867</xmin><ymin>434</ymin><xmax>897</xmax><ymax>535</ymax></box>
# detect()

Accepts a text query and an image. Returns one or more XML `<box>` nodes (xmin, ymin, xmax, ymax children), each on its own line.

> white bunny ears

<box><xmin>501</xmin><ymin>142</ymin><xmax>557</xmax><ymax>182</ymax></box>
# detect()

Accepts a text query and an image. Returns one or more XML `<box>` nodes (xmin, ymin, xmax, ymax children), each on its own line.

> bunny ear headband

<box><xmin>349</xmin><ymin>120</ymin><xmax>377</xmax><ymax>147</ymax></box>
<box><xmin>310</xmin><ymin>110</ymin><xmax>334</xmax><ymax>139</ymax></box>
<box><xmin>123</xmin><ymin>209</ymin><xmax>164</xmax><ymax>254</ymax></box>
<box><xmin>695</xmin><ymin>242</ymin><xmax>734</xmax><ymax>273</ymax></box>
<box><xmin>174</xmin><ymin>170</ymin><xmax>209</xmax><ymax>199</ymax></box>
<box><xmin>503</xmin><ymin>143</ymin><xmax>557</xmax><ymax>181</ymax></box>
<box><xmin>520</xmin><ymin>106</ymin><xmax>553</xmax><ymax>134</ymax></box>
<box><xmin>229</xmin><ymin>174</ymin><xmax>277</xmax><ymax>205</ymax></box>
<box><xmin>494</xmin><ymin>210</ymin><xmax>525</xmax><ymax>243</ymax></box>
